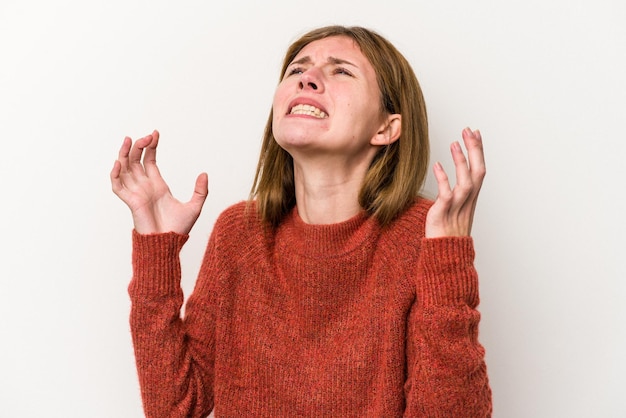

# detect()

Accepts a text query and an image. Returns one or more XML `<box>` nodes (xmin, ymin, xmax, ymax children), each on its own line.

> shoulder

<box><xmin>215</xmin><ymin>200</ymin><xmax>254</xmax><ymax>224</ymax></box>
<box><xmin>211</xmin><ymin>200</ymin><xmax>268</xmax><ymax>248</ymax></box>
<box><xmin>213</xmin><ymin>200</ymin><xmax>260</xmax><ymax>233</ymax></box>
<box><xmin>385</xmin><ymin>197</ymin><xmax>433</xmax><ymax>237</ymax></box>
<box><xmin>376</xmin><ymin>197</ymin><xmax>432</xmax><ymax>255</ymax></box>
<box><xmin>371</xmin><ymin>197</ymin><xmax>433</xmax><ymax>277</ymax></box>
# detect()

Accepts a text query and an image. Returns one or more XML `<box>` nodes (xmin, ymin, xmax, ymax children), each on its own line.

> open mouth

<box><xmin>289</xmin><ymin>104</ymin><xmax>328</xmax><ymax>119</ymax></box>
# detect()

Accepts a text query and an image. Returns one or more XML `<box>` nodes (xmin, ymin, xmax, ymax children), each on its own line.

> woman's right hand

<box><xmin>110</xmin><ymin>130</ymin><xmax>208</xmax><ymax>235</ymax></box>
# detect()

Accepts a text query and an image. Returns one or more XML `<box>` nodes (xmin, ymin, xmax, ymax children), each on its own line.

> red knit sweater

<box><xmin>129</xmin><ymin>199</ymin><xmax>492</xmax><ymax>417</ymax></box>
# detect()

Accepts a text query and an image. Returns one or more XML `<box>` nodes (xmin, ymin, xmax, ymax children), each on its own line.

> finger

<box><xmin>460</xmin><ymin>128</ymin><xmax>486</xmax><ymax>232</ymax></box>
<box><xmin>113</xmin><ymin>137</ymin><xmax>139</xmax><ymax>202</ymax></box>
<box><xmin>110</xmin><ymin>159</ymin><xmax>123</xmax><ymax>194</ymax></box>
<box><xmin>110</xmin><ymin>159</ymin><xmax>133</xmax><ymax>203</ymax></box>
<box><xmin>143</xmin><ymin>129</ymin><xmax>161</xmax><ymax>178</ymax></box>
<box><xmin>450</xmin><ymin>141</ymin><xmax>472</xmax><ymax>201</ymax></box>
<box><xmin>462</xmin><ymin>127</ymin><xmax>486</xmax><ymax>186</ymax></box>
<box><xmin>128</xmin><ymin>134</ymin><xmax>154</xmax><ymax>174</ymax></box>
<box><xmin>433</xmin><ymin>161</ymin><xmax>453</xmax><ymax>206</ymax></box>
<box><xmin>188</xmin><ymin>172</ymin><xmax>209</xmax><ymax>211</ymax></box>
<box><xmin>116</xmin><ymin>136</ymin><xmax>133</xmax><ymax>171</ymax></box>
<box><xmin>448</xmin><ymin>139</ymin><xmax>476</xmax><ymax>227</ymax></box>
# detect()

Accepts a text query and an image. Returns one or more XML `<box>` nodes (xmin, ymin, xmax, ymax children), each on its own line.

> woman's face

<box><xmin>272</xmin><ymin>36</ymin><xmax>386</xmax><ymax>161</ymax></box>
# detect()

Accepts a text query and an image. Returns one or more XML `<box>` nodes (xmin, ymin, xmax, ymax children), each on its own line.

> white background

<box><xmin>1</xmin><ymin>1</ymin><xmax>624</xmax><ymax>417</ymax></box>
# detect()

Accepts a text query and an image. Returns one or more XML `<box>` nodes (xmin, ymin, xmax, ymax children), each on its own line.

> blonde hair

<box><xmin>250</xmin><ymin>26</ymin><xmax>429</xmax><ymax>227</ymax></box>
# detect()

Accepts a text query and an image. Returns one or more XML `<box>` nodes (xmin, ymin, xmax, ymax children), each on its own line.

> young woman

<box><xmin>111</xmin><ymin>25</ymin><xmax>492</xmax><ymax>417</ymax></box>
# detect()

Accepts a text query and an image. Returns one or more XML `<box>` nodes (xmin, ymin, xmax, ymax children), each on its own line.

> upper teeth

<box><xmin>290</xmin><ymin>104</ymin><xmax>327</xmax><ymax>118</ymax></box>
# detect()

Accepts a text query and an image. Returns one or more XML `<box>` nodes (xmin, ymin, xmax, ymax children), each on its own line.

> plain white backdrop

<box><xmin>1</xmin><ymin>0</ymin><xmax>624</xmax><ymax>416</ymax></box>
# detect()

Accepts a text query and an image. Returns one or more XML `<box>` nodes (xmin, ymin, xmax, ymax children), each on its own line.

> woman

<box><xmin>111</xmin><ymin>25</ymin><xmax>492</xmax><ymax>417</ymax></box>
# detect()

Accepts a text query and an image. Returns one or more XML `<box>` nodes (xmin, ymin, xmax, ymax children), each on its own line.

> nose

<box><xmin>298</xmin><ymin>69</ymin><xmax>323</xmax><ymax>92</ymax></box>
<box><xmin>300</xmin><ymin>80</ymin><xmax>318</xmax><ymax>90</ymax></box>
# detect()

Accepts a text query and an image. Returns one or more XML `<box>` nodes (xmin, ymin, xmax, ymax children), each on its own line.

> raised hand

<box><xmin>110</xmin><ymin>130</ymin><xmax>208</xmax><ymax>235</ymax></box>
<box><xmin>425</xmin><ymin>127</ymin><xmax>486</xmax><ymax>238</ymax></box>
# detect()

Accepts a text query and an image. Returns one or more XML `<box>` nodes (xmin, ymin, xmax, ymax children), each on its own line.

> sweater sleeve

<box><xmin>404</xmin><ymin>237</ymin><xmax>492</xmax><ymax>417</ymax></box>
<box><xmin>128</xmin><ymin>230</ymin><xmax>216</xmax><ymax>418</ymax></box>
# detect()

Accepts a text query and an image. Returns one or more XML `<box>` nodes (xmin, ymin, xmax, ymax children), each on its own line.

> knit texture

<box><xmin>128</xmin><ymin>199</ymin><xmax>492</xmax><ymax>417</ymax></box>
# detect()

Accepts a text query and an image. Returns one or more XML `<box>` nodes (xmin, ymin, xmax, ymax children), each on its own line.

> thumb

<box><xmin>189</xmin><ymin>172</ymin><xmax>209</xmax><ymax>210</ymax></box>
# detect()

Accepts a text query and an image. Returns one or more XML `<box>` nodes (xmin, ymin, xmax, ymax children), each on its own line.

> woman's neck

<box><xmin>292</xmin><ymin>156</ymin><xmax>371</xmax><ymax>225</ymax></box>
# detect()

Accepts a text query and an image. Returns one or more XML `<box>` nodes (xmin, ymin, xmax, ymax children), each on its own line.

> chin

<box><xmin>274</xmin><ymin>125</ymin><xmax>315</xmax><ymax>147</ymax></box>
<box><xmin>274</xmin><ymin>136</ymin><xmax>313</xmax><ymax>155</ymax></box>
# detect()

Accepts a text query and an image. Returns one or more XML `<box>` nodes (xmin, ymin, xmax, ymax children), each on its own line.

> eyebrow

<box><xmin>289</xmin><ymin>56</ymin><xmax>359</xmax><ymax>68</ymax></box>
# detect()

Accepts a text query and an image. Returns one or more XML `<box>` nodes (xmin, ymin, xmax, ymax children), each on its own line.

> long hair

<box><xmin>250</xmin><ymin>26</ymin><xmax>429</xmax><ymax>228</ymax></box>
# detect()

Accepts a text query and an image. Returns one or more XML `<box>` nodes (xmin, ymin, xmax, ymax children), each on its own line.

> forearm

<box><xmin>404</xmin><ymin>237</ymin><xmax>492</xmax><ymax>417</ymax></box>
<box><xmin>128</xmin><ymin>231</ymin><xmax>213</xmax><ymax>418</ymax></box>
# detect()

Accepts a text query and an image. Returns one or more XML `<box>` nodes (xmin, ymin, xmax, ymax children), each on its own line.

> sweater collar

<box><xmin>276</xmin><ymin>206</ymin><xmax>379</xmax><ymax>258</ymax></box>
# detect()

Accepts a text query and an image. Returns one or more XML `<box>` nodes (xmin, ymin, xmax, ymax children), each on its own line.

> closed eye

<box><xmin>286</xmin><ymin>66</ymin><xmax>304</xmax><ymax>77</ymax></box>
<box><xmin>333</xmin><ymin>67</ymin><xmax>353</xmax><ymax>76</ymax></box>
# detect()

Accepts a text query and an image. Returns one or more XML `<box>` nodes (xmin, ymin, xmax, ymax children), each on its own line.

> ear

<box><xmin>371</xmin><ymin>114</ymin><xmax>401</xmax><ymax>146</ymax></box>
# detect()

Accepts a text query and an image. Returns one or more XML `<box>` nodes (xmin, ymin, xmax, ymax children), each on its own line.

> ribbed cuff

<box><xmin>128</xmin><ymin>229</ymin><xmax>189</xmax><ymax>296</ymax></box>
<box><xmin>417</xmin><ymin>236</ymin><xmax>479</xmax><ymax>307</ymax></box>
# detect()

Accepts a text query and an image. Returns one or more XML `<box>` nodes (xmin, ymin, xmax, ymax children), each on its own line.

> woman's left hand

<box><xmin>425</xmin><ymin>127</ymin><xmax>486</xmax><ymax>238</ymax></box>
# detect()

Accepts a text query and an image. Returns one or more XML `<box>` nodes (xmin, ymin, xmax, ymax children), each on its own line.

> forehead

<box><xmin>292</xmin><ymin>36</ymin><xmax>369</xmax><ymax>66</ymax></box>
